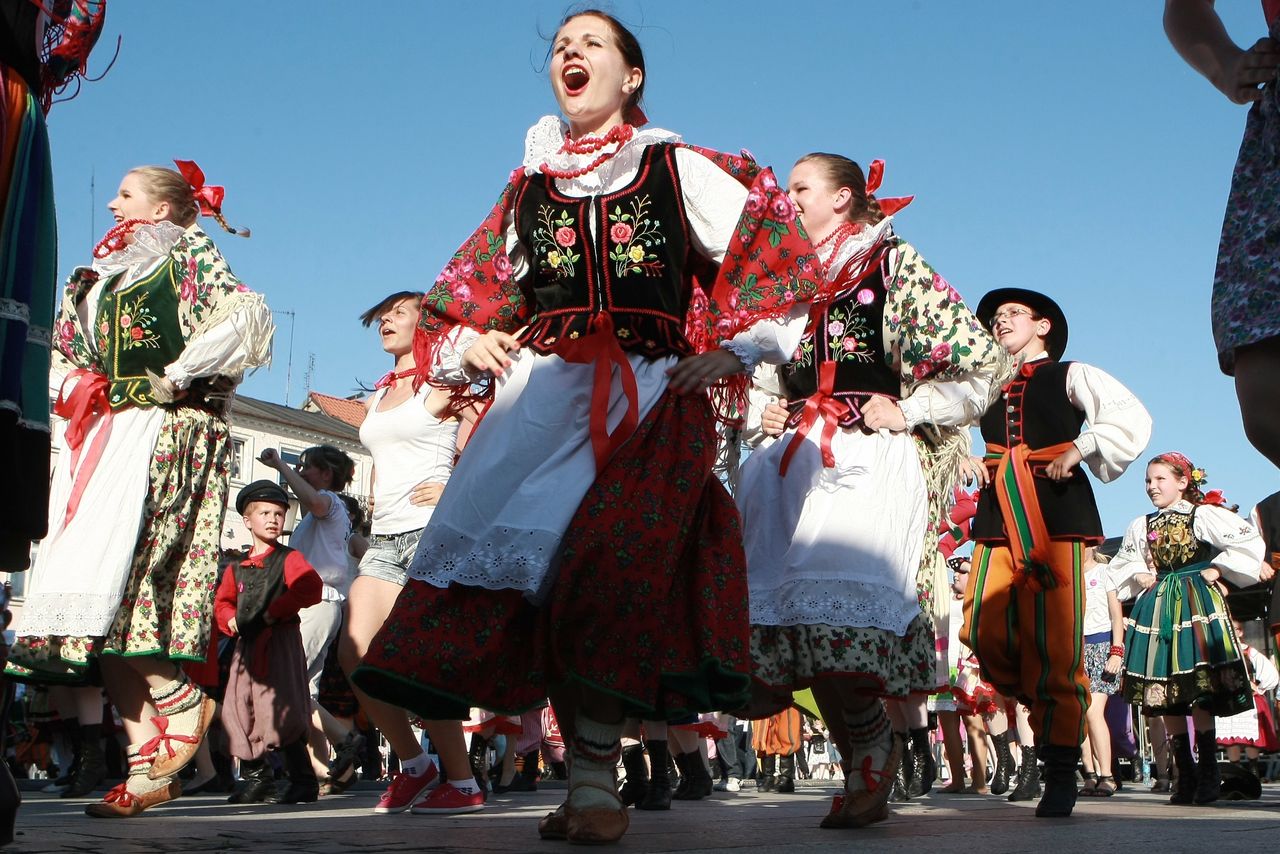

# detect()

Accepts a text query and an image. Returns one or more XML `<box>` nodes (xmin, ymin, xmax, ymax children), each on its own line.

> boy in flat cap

<box><xmin>961</xmin><ymin>288</ymin><xmax>1151</xmax><ymax>817</ymax></box>
<box><xmin>219</xmin><ymin>480</ymin><xmax>323</xmax><ymax>804</ymax></box>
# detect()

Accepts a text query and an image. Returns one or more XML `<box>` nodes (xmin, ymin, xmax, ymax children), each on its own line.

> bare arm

<box><xmin>1164</xmin><ymin>0</ymin><xmax>1280</xmax><ymax>103</ymax></box>
<box><xmin>260</xmin><ymin>448</ymin><xmax>331</xmax><ymax>518</ymax></box>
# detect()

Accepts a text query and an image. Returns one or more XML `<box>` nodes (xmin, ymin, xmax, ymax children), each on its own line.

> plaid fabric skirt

<box><xmin>1120</xmin><ymin>563</ymin><xmax>1251</xmax><ymax>716</ymax></box>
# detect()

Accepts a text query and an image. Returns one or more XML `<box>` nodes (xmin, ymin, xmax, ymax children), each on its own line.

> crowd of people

<box><xmin>3</xmin><ymin>1</ymin><xmax>1280</xmax><ymax>847</ymax></box>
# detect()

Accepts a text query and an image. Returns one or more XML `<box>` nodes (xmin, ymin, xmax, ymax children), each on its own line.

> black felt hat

<box><xmin>235</xmin><ymin>479</ymin><xmax>290</xmax><ymax>515</ymax></box>
<box><xmin>975</xmin><ymin>288</ymin><xmax>1069</xmax><ymax>361</ymax></box>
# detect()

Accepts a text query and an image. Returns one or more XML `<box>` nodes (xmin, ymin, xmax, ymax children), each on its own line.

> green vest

<box><xmin>95</xmin><ymin>258</ymin><xmax>184</xmax><ymax>409</ymax></box>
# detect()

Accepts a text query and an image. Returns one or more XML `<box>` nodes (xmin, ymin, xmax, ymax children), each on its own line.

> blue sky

<box><xmin>46</xmin><ymin>1</ymin><xmax>1277</xmax><ymax>532</ymax></box>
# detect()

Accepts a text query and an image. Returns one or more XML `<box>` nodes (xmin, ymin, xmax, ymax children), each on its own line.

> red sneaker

<box><xmin>374</xmin><ymin>764</ymin><xmax>439</xmax><ymax>814</ymax></box>
<box><xmin>410</xmin><ymin>782</ymin><xmax>485</xmax><ymax>815</ymax></box>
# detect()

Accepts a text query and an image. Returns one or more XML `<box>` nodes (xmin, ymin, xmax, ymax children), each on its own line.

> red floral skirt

<box><xmin>352</xmin><ymin>391</ymin><xmax>752</xmax><ymax>721</ymax></box>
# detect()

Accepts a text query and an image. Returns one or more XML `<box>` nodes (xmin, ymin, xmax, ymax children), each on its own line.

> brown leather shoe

<box><xmin>538</xmin><ymin>802</ymin><xmax>568</xmax><ymax>840</ymax></box>
<box><xmin>823</xmin><ymin>734</ymin><xmax>902</xmax><ymax>829</ymax></box>
<box><xmin>147</xmin><ymin>696</ymin><xmax>216</xmax><ymax>780</ymax></box>
<box><xmin>85</xmin><ymin>779</ymin><xmax>182</xmax><ymax>818</ymax></box>
<box><xmin>565</xmin><ymin>802</ymin><xmax>629</xmax><ymax>845</ymax></box>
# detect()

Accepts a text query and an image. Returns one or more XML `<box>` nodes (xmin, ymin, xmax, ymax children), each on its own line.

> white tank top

<box><xmin>360</xmin><ymin>385</ymin><xmax>459</xmax><ymax>535</ymax></box>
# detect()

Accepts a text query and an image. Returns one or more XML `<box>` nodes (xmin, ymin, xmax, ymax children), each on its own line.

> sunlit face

<box><xmin>243</xmin><ymin>502</ymin><xmax>286</xmax><ymax>541</ymax></box>
<box><xmin>787</xmin><ymin>160</ymin><xmax>851</xmax><ymax>243</ymax></box>
<box><xmin>296</xmin><ymin>456</ymin><xmax>333</xmax><ymax>491</ymax></box>
<box><xmin>107</xmin><ymin>172</ymin><xmax>168</xmax><ymax>225</ymax></box>
<box><xmin>378</xmin><ymin>297</ymin><xmax>418</xmax><ymax>357</ymax></box>
<box><xmin>550</xmin><ymin>15</ymin><xmax>642</xmax><ymax>136</ymax></box>
<box><xmin>1145</xmin><ymin>462</ymin><xmax>1189</xmax><ymax>509</ymax></box>
<box><xmin>989</xmin><ymin>302</ymin><xmax>1050</xmax><ymax>357</ymax></box>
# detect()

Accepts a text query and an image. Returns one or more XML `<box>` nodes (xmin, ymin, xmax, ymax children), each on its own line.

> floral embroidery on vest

<box><xmin>607</xmin><ymin>194</ymin><xmax>665</xmax><ymax>278</ymax></box>
<box><xmin>532</xmin><ymin>205</ymin><xmax>581</xmax><ymax>279</ymax></box>
<box><xmin>117</xmin><ymin>292</ymin><xmax>162</xmax><ymax>350</ymax></box>
<box><xmin>824</xmin><ymin>304</ymin><xmax>875</xmax><ymax>364</ymax></box>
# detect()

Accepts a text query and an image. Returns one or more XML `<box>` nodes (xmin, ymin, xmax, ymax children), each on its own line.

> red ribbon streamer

<box><xmin>52</xmin><ymin>368</ymin><xmax>113</xmax><ymax>525</ymax></box>
<box><xmin>557</xmin><ymin>313</ymin><xmax>640</xmax><ymax>473</ymax></box>
<box><xmin>139</xmin><ymin>715</ymin><xmax>199</xmax><ymax>761</ymax></box>
<box><xmin>863</xmin><ymin>158</ymin><xmax>914</xmax><ymax>218</ymax></box>
<box><xmin>778</xmin><ymin>361</ymin><xmax>847</xmax><ymax>477</ymax></box>
<box><xmin>173</xmin><ymin>159</ymin><xmax>225</xmax><ymax>216</ymax></box>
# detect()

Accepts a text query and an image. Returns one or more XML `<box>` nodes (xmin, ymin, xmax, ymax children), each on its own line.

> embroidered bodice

<box><xmin>94</xmin><ymin>263</ymin><xmax>185</xmax><ymax>409</ymax></box>
<box><xmin>1147</xmin><ymin>506</ymin><xmax>1212</xmax><ymax>573</ymax></box>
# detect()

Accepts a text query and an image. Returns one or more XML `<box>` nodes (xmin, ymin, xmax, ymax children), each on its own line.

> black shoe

<box><xmin>638</xmin><ymin>739</ymin><xmax>672</xmax><ymax>810</ymax></box>
<box><xmin>990</xmin><ymin>732</ymin><xmax>1015</xmax><ymax>796</ymax></box>
<box><xmin>468</xmin><ymin>734</ymin><xmax>490</xmax><ymax>800</ymax></box>
<box><xmin>61</xmin><ymin>724</ymin><xmax>107</xmax><ymax>798</ymax></box>
<box><xmin>228</xmin><ymin>759</ymin><xmax>275</xmax><ymax>804</ymax></box>
<box><xmin>892</xmin><ymin>731</ymin><xmax>912</xmax><ymax>801</ymax></box>
<box><xmin>774</xmin><ymin>754</ymin><xmax>796</xmax><ymax>795</ymax></box>
<box><xmin>278</xmin><ymin>740</ymin><xmax>320</xmax><ymax>804</ymax></box>
<box><xmin>907</xmin><ymin>727</ymin><xmax>935</xmax><ymax>797</ymax></box>
<box><xmin>757</xmin><ymin>754</ymin><xmax>778</xmax><ymax>793</ymax></box>
<box><xmin>327</xmin><ymin>731</ymin><xmax>366</xmax><ymax>781</ymax></box>
<box><xmin>1034</xmin><ymin>745</ymin><xmax>1079</xmax><ymax>818</ymax></box>
<box><xmin>1168</xmin><ymin>733</ymin><xmax>1197</xmax><ymax>805</ymax></box>
<box><xmin>1008</xmin><ymin>746</ymin><xmax>1041</xmax><ymax>802</ymax></box>
<box><xmin>620</xmin><ymin>744</ymin><xmax>649</xmax><ymax>807</ymax></box>
<box><xmin>1193</xmin><ymin>730</ymin><xmax>1221</xmax><ymax>805</ymax></box>
<box><xmin>673</xmin><ymin>751</ymin><xmax>712</xmax><ymax>800</ymax></box>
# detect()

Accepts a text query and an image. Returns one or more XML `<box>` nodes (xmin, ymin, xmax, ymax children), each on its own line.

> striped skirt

<box><xmin>1120</xmin><ymin>562</ymin><xmax>1252</xmax><ymax>716</ymax></box>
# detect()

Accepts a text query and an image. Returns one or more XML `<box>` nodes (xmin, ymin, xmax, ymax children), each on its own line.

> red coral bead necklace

<box><xmin>92</xmin><ymin>218</ymin><xmax>151</xmax><ymax>259</ymax></box>
<box><xmin>540</xmin><ymin>123</ymin><xmax>635</xmax><ymax>180</ymax></box>
<box><xmin>816</xmin><ymin>221</ymin><xmax>862</xmax><ymax>277</ymax></box>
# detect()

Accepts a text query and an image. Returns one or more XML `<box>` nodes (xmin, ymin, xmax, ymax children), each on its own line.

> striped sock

<box><xmin>843</xmin><ymin>702</ymin><xmax>892</xmax><ymax>794</ymax></box>
<box><xmin>568</xmin><ymin>715</ymin><xmax>623</xmax><ymax>811</ymax></box>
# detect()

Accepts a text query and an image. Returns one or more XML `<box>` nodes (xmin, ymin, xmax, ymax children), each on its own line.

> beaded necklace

<box><xmin>539</xmin><ymin>123</ymin><xmax>635</xmax><ymax>180</ymax></box>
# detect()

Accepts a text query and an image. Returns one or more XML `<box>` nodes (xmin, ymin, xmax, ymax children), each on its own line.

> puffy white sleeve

<box><xmin>742</xmin><ymin>364</ymin><xmax>784</xmax><ymax>450</ymax></box>
<box><xmin>164</xmin><ymin>297</ymin><xmax>274</xmax><ymax>390</ymax></box>
<box><xmin>431</xmin><ymin>326</ymin><xmax>482</xmax><ymax>386</ymax></box>
<box><xmin>1251</xmin><ymin>648</ymin><xmax>1280</xmax><ymax>692</ymax></box>
<box><xmin>1064</xmin><ymin>363</ymin><xmax>1153</xmax><ymax>483</ymax></box>
<box><xmin>1195</xmin><ymin>504</ymin><xmax>1266</xmax><ymax>587</ymax></box>
<box><xmin>1108</xmin><ymin>515</ymin><xmax>1152</xmax><ymax>602</ymax></box>
<box><xmin>899</xmin><ymin>370</ymin><xmax>998</xmax><ymax>430</ymax></box>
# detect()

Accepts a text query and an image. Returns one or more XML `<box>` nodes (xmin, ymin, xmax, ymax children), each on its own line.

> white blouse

<box><xmin>1110</xmin><ymin>499</ymin><xmax>1266</xmax><ymax>600</ymax></box>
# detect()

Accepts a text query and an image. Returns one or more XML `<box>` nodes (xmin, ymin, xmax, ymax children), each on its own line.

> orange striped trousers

<box><xmin>960</xmin><ymin>540</ymin><xmax>1089</xmax><ymax>748</ymax></box>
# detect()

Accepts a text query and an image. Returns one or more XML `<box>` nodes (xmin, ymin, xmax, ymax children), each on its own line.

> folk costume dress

<box><xmin>7</xmin><ymin>222</ymin><xmax>273</xmax><ymax>681</ymax></box>
<box><xmin>352</xmin><ymin>118</ymin><xmax>820</xmax><ymax>721</ymax></box>
<box><xmin>964</xmin><ymin>351</ymin><xmax>1152</xmax><ymax>748</ymax></box>
<box><xmin>1111</xmin><ymin>499</ymin><xmax>1264</xmax><ymax>716</ymax></box>
<box><xmin>0</xmin><ymin>1</ymin><xmax>105</xmax><ymax>565</ymax></box>
<box><xmin>1211</xmin><ymin>0</ymin><xmax>1280</xmax><ymax>373</ymax></box>
<box><xmin>737</xmin><ymin>218</ymin><xmax>1009</xmax><ymax>714</ymax></box>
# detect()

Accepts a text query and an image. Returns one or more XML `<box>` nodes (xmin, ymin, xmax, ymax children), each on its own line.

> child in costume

<box><xmin>8</xmin><ymin>162</ymin><xmax>272</xmax><ymax>818</ymax></box>
<box><xmin>741</xmin><ymin>153</ymin><xmax>1010</xmax><ymax>828</ymax></box>
<box><xmin>1110</xmin><ymin>453</ymin><xmax>1265</xmax><ymax>805</ymax></box>
<box><xmin>351</xmin><ymin>10</ymin><xmax>820</xmax><ymax>845</ymax></box>
<box><xmin>964</xmin><ymin>287</ymin><xmax>1151</xmax><ymax>817</ymax></box>
<box><xmin>218</xmin><ymin>481</ymin><xmax>323</xmax><ymax>805</ymax></box>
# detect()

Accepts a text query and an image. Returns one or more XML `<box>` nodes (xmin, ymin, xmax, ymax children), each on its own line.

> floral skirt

<box><xmin>1212</xmin><ymin>26</ymin><xmax>1280</xmax><ymax>375</ymax></box>
<box><xmin>952</xmin><ymin>653</ymin><xmax>999</xmax><ymax>716</ymax></box>
<box><xmin>1083</xmin><ymin>633</ymin><xmax>1119</xmax><ymax>696</ymax></box>
<box><xmin>351</xmin><ymin>391</ymin><xmax>753</xmax><ymax>721</ymax></box>
<box><xmin>1120</xmin><ymin>564</ymin><xmax>1251</xmax><ymax>716</ymax></box>
<box><xmin>7</xmin><ymin>407</ymin><xmax>231</xmax><ymax>682</ymax></box>
<box><xmin>743</xmin><ymin>613</ymin><xmax>938</xmax><ymax>718</ymax></box>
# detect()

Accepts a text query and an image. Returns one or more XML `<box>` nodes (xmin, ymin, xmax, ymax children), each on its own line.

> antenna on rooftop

<box><xmin>303</xmin><ymin>352</ymin><xmax>316</xmax><ymax>401</ymax></box>
<box><xmin>271</xmin><ymin>309</ymin><xmax>296</xmax><ymax>406</ymax></box>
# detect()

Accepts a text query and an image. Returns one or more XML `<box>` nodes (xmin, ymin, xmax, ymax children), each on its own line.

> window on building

<box><xmin>278</xmin><ymin>447</ymin><xmax>303</xmax><ymax>491</ymax></box>
<box><xmin>230</xmin><ymin>437</ymin><xmax>247</xmax><ymax>483</ymax></box>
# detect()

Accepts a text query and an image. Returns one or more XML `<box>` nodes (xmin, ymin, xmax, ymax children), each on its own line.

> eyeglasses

<box><xmin>988</xmin><ymin>307</ymin><xmax>1039</xmax><ymax>329</ymax></box>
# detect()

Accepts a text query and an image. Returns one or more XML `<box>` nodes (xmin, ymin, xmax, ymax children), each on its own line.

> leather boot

<box><xmin>62</xmin><ymin>723</ymin><xmax>108</xmax><ymax>798</ymax></box>
<box><xmin>774</xmin><ymin>753</ymin><xmax>796</xmax><ymax>794</ymax></box>
<box><xmin>227</xmin><ymin>759</ymin><xmax>275</xmax><ymax>804</ymax></box>
<box><xmin>469</xmin><ymin>734</ymin><xmax>490</xmax><ymax>799</ymax></box>
<box><xmin>758</xmin><ymin>754</ymin><xmax>778</xmax><ymax>793</ymax></box>
<box><xmin>907</xmin><ymin>727</ymin><xmax>935</xmax><ymax>797</ymax></box>
<box><xmin>619</xmin><ymin>744</ymin><xmax>649</xmax><ymax>807</ymax></box>
<box><xmin>891</xmin><ymin>731</ymin><xmax>912</xmax><ymax>801</ymax></box>
<box><xmin>1008</xmin><ymin>746</ymin><xmax>1041</xmax><ymax>801</ymax></box>
<box><xmin>1193</xmin><ymin>730</ymin><xmax>1221</xmax><ymax>805</ymax></box>
<box><xmin>1034</xmin><ymin>745</ymin><xmax>1080</xmax><ymax>817</ymax></box>
<box><xmin>673</xmin><ymin>751</ymin><xmax>712</xmax><ymax>800</ymax></box>
<box><xmin>271</xmin><ymin>740</ymin><xmax>319</xmax><ymax>804</ymax></box>
<box><xmin>637</xmin><ymin>740</ymin><xmax>672</xmax><ymax>810</ymax></box>
<box><xmin>990</xmin><ymin>732</ymin><xmax>1016</xmax><ymax>795</ymax></box>
<box><xmin>1168</xmin><ymin>733</ymin><xmax>1197</xmax><ymax>805</ymax></box>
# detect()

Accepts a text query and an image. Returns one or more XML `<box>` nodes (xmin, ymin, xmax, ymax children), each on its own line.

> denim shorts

<box><xmin>357</xmin><ymin>528</ymin><xmax>423</xmax><ymax>587</ymax></box>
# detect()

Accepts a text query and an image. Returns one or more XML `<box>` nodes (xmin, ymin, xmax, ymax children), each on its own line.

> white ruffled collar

<box><xmin>91</xmin><ymin>220</ymin><xmax>188</xmax><ymax>281</ymax></box>
<box><xmin>522</xmin><ymin>115</ymin><xmax>681</xmax><ymax>194</ymax></box>
<box><xmin>1154</xmin><ymin>498</ymin><xmax>1195</xmax><ymax>515</ymax></box>
<box><xmin>820</xmin><ymin>217</ymin><xmax>895</xmax><ymax>284</ymax></box>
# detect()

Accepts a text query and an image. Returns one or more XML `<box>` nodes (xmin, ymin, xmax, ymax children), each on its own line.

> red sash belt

<box><xmin>983</xmin><ymin>440</ymin><xmax>1078</xmax><ymax>592</ymax></box>
<box><xmin>557</xmin><ymin>313</ymin><xmax>639</xmax><ymax>473</ymax></box>
<box><xmin>52</xmin><ymin>369</ymin><xmax>114</xmax><ymax>525</ymax></box>
<box><xmin>778</xmin><ymin>361</ymin><xmax>848</xmax><ymax>477</ymax></box>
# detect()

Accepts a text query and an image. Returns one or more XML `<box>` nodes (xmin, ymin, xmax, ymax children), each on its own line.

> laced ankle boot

<box><xmin>637</xmin><ymin>740</ymin><xmax>671</xmax><ymax>810</ymax></box>
<box><xmin>1008</xmin><ymin>746</ymin><xmax>1041</xmax><ymax>801</ymax></box>
<box><xmin>907</xmin><ymin>727</ymin><xmax>935</xmax><ymax>797</ymax></box>
<box><xmin>990</xmin><ymin>732</ymin><xmax>1015</xmax><ymax>795</ymax></box>
<box><xmin>619</xmin><ymin>744</ymin><xmax>649</xmax><ymax>807</ymax></box>
<box><xmin>1168</xmin><ymin>733</ymin><xmax>1197</xmax><ymax>805</ymax></box>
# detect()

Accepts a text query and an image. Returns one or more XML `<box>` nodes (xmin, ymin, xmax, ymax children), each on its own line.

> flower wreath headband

<box><xmin>173</xmin><ymin>159</ymin><xmax>250</xmax><ymax>238</ymax></box>
<box><xmin>1153</xmin><ymin>451</ymin><xmax>1225</xmax><ymax>506</ymax></box>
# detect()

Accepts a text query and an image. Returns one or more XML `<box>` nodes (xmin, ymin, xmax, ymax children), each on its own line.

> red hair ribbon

<box><xmin>173</xmin><ymin>159</ymin><xmax>225</xmax><ymax>216</ymax></box>
<box><xmin>1155</xmin><ymin>451</ymin><xmax>1196</xmax><ymax>475</ymax></box>
<box><xmin>624</xmin><ymin>103</ymin><xmax>649</xmax><ymax>127</ymax></box>
<box><xmin>864</xmin><ymin>159</ymin><xmax>914</xmax><ymax>217</ymax></box>
<box><xmin>1202</xmin><ymin>489</ymin><xmax>1226</xmax><ymax>507</ymax></box>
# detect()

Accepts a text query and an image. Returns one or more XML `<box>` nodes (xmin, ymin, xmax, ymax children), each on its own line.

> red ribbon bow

<box><xmin>864</xmin><ymin>159</ymin><xmax>914</xmax><ymax>218</ymax></box>
<box><xmin>1202</xmin><ymin>489</ymin><xmax>1226</xmax><ymax>507</ymax></box>
<box><xmin>52</xmin><ymin>368</ymin><xmax>114</xmax><ymax>525</ymax></box>
<box><xmin>100</xmin><ymin>782</ymin><xmax>138</xmax><ymax>807</ymax></box>
<box><xmin>778</xmin><ymin>361</ymin><xmax>847</xmax><ymax>477</ymax></box>
<box><xmin>140</xmin><ymin>715</ymin><xmax>199</xmax><ymax>761</ymax></box>
<box><xmin>557</xmin><ymin>313</ymin><xmax>639</xmax><ymax>473</ymax></box>
<box><xmin>173</xmin><ymin>159</ymin><xmax>225</xmax><ymax>216</ymax></box>
<box><xmin>859</xmin><ymin>753</ymin><xmax>892</xmax><ymax>793</ymax></box>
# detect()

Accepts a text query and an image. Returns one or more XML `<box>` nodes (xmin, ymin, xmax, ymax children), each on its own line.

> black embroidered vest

<box><xmin>513</xmin><ymin>143</ymin><xmax>702</xmax><ymax>359</ymax></box>
<box><xmin>235</xmin><ymin>546</ymin><xmax>293</xmax><ymax>640</ymax></box>
<box><xmin>972</xmin><ymin>359</ymin><xmax>1104</xmax><ymax>542</ymax></box>
<box><xmin>1146</xmin><ymin>507</ymin><xmax>1211</xmax><ymax>573</ymax></box>
<box><xmin>778</xmin><ymin>247</ymin><xmax>898</xmax><ymax>427</ymax></box>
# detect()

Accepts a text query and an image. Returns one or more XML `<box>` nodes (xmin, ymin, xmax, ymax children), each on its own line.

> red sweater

<box><xmin>214</xmin><ymin>545</ymin><xmax>323</xmax><ymax>636</ymax></box>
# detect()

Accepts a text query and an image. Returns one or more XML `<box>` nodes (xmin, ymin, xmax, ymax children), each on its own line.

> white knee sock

<box><xmin>568</xmin><ymin>715</ymin><xmax>623</xmax><ymax>811</ymax></box>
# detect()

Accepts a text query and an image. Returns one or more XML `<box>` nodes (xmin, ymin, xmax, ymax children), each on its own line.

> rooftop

<box><xmin>304</xmin><ymin>391</ymin><xmax>368</xmax><ymax>429</ymax></box>
<box><xmin>230</xmin><ymin>393</ymin><xmax>361</xmax><ymax>443</ymax></box>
